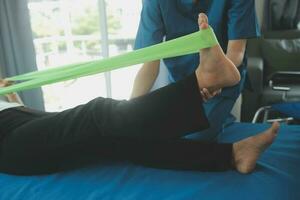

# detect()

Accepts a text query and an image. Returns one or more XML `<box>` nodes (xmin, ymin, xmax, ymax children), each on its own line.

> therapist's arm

<box><xmin>130</xmin><ymin>60</ymin><xmax>160</xmax><ymax>99</ymax></box>
<box><xmin>226</xmin><ymin>40</ymin><xmax>247</xmax><ymax>67</ymax></box>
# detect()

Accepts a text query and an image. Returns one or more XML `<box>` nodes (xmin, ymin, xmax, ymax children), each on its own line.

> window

<box><xmin>27</xmin><ymin>0</ymin><xmax>142</xmax><ymax>111</ymax></box>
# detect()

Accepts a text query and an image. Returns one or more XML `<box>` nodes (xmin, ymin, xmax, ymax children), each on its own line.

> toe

<box><xmin>198</xmin><ymin>13</ymin><xmax>209</xmax><ymax>30</ymax></box>
<box><xmin>199</xmin><ymin>13</ymin><xmax>208</xmax><ymax>23</ymax></box>
<box><xmin>271</xmin><ymin>122</ymin><xmax>280</xmax><ymax>133</ymax></box>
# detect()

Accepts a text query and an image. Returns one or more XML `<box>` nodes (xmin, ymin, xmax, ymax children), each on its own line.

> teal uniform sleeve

<box><xmin>227</xmin><ymin>0</ymin><xmax>261</xmax><ymax>40</ymax></box>
<box><xmin>134</xmin><ymin>0</ymin><xmax>165</xmax><ymax>49</ymax></box>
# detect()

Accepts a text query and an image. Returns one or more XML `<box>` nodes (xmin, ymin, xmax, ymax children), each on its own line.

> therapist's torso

<box><xmin>135</xmin><ymin>0</ymin><xmax>260</xmax><ymax>98</ymax></box>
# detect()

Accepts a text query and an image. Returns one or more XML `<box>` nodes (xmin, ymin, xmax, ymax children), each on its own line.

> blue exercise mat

<box><xmin>272</xmin><ymin>102</ymin><xmax>300</xmax><ymax>120</ymax></box>
<box><xmin>0</xmin><ymin>123</ymin><xmax>299</xmax><ymax>200</ymax></box>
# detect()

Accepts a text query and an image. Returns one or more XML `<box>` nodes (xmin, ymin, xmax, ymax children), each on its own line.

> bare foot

<box><xmin>195</xmin><ymin>13</ymin><xmax>241</xmax><ymax>92</ymax></box>
<box><xmin>233</xmin><ymin>122</ymin><xmax>280</xmax><ymax>174</ymax></box>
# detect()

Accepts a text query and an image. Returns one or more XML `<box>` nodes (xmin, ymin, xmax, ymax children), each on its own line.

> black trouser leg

<box><xmin>0</xmin><ymin>73</ymin><xmax>233</xmax><ymax>175</ymax></box>
<box><xmin>103</xmin><ymin>137</ymin><xmax>232</xmax><ymax>171</ymax></box>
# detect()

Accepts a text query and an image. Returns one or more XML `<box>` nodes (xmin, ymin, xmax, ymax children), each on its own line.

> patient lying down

<box><xmin>0</xmin><ymin>13</ymin><xmax>279</xmax><ymax>175</ymax></box>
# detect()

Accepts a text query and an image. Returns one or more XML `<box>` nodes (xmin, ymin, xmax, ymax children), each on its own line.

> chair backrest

<box><xmin>261</xmin><ymin>30</ymin><xmax>300</xmax><ymax>77</ymax></box>
<box><xmin>263</xmin><ymin>0</ymin><xmax>300</xmax><ymax>31</ymax></box>
<box><xmin>248</xmin><ymin>0</ymin><xmax>300</xmax><ymax>82</ymax></box>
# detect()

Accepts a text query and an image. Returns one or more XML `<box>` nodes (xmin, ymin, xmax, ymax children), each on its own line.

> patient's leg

<box><xmin>113</xmin><ymin>123</ymin><xmax>280</xmax><ymax>174</ymax></box>
<box><xmin>194</xmin><ymin>13</ymin><xmax>279</xmax><ymax>174</ymax></box>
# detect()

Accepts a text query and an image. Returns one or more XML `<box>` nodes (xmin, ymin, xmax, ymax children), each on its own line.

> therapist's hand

<box><xmin>0</xmin><ymin>79</ymin><xmax>14</xmax><ymax>88</ymax></box>
<box><xmin>201</xmin><ymin>88</ymin><xmax>221</xmax><ymax>102</ymax></box>
<box><xmin>0</xmin><ymin>79</ymin><xmax>23</xmax><ymax>104</ymax></box>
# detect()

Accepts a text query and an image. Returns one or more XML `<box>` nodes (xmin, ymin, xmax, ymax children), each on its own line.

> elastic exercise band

<box><xmin>0</xmin><ymin>27</ymin><xmax>218</xmax><ymax>95</ymax></box>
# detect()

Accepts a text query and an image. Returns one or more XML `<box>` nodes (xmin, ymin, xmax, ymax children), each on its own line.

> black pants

<box><xmin>0</xmin><ymin>74</ymin><xmax>233</xmax><ymax>175</ymax></box>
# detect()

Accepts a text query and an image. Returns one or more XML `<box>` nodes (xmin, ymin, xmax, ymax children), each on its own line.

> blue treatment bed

<box><xmin>0</xmin><ymin>123</ymin><xmax>299</xmax><ymax>200</ymax></box>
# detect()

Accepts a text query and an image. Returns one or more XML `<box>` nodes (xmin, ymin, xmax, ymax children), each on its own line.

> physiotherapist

<box><xmin>131</xmin><ymin>0</ymin><xmax>261</xmax><ymax>141</ymax></box>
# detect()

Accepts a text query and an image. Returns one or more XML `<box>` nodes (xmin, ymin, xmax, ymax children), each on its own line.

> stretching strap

<box><xmin>0</xmin><ymin>27</ymin><xmax>218</xmax><ymax>95</ymax></box>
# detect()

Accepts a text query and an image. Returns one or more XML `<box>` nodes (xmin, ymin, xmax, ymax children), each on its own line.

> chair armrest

<box><xmin>269</xmin><ymin>71</ymin><xmax>300</xmax><ymax>85</ymax></box>
<box><xmin>247</xmin><ymin>57</ymin><xmax>264</xmax><ymax>94</ymax></box>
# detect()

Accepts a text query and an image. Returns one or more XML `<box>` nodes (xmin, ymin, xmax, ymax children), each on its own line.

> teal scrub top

<box><xmin>134</xmin><ymin>0</ymin><xmax>260</xmax><ymax>98</ymax></box>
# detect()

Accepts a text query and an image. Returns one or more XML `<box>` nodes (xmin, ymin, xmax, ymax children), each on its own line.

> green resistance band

<box><xmin>0</xmin><ymin>27</ymin><xmax>218</xmax><ymax>95</ymax></box>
